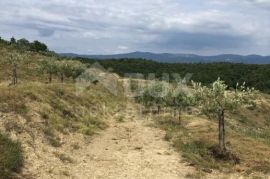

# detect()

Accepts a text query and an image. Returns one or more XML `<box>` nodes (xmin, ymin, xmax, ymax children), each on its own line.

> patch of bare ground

<box><xmin>66</xmin><ymin>103</ymin><xmax>195</xmax><ymax>179</ymax></box>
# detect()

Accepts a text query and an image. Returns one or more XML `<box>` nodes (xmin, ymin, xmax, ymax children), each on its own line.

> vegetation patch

<box><xmin>0</xmin><ymin>132</ymin><xmax>23</xmax><ymax>179</ymax></box>
<box><xmin>154</xmin><ymin>115</ymin><xmax>236</xmax><ymax>171</ymax></box>
<box><xmin>153</xmin><ymin>111</ymin><xmax>270</xmax><ymax>175</ymax></box>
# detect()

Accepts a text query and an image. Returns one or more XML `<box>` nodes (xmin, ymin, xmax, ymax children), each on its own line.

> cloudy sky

<box><xmin>0</xmin><ymin>0</ymin><xmax>270</xmax><ymax>55</ymax></box>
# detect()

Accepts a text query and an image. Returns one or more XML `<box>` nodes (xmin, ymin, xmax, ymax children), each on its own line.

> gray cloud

<box><xmin>38</xmin><ymin>28</ymin><xmax>55</xmax><ymax>37</ymax></box>
<box><xmin>246</xmin><ymin>0</ymin><xmax>270</xmax><ymax>7</ymax></box>
<box><xmin>0</xmin><ymin>0</ymin><xmax>269</xmax><ymax>55</ymax></box>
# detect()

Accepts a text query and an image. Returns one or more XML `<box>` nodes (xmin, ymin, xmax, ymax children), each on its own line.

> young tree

<box><xmin>135</xmin><ymin>83</ymin><xmax>155</xmax><ymax>111</ymax></box>
<box><xmin>55</xmin><ymin>60</ymin><xmax>68</xmax><ymax>83</ymax></box>
<box><xmin>40</xmin><ymin>58</ymin><xmax>57</xmax><ymax>83</ymax></box>
<box><xmin>166</xmin><ymin>86</ymin><xmax>194</xmax><ymax>123</ymax></box>
<box><xmin>55</xmin><ymin>60</ymin><xmax>86</xmax><ymax>83</ymax></box>
<box><xmin>8</xmin><ymin>53</ymin><xmax>21</xmax><ymax>85</ymax></box>
<box><xmin>192</xmin><ymin>78</ymin><xmax>256</xmax><ymax>153</ymax></box>
<box><xmin>64</xmin><ymin>60</ymin><xmax>86</xmax><ymax>81</ymax></box>
<box><xmin>150</xmin><ymin>82</ymin><xmax>170</xmax><ymax>114</ymax></box>
<box><xmin>135</xmin><ymin>81</ymin><xmax>170</xmax><ymax>114</ymax></box>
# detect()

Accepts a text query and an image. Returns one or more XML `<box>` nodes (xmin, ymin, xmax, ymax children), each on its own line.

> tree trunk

<box><xmin>12</xmin><ymin>63</ymin><xmax>17</xmax><ymax>85</ymax></box>
<box><xmin>218</xmin><ymin>109</ymin><xmax>226</xmax><ymax>153</ymax></box>
<box><xmin>157</xmin><ymin>105</ymin><xmax>161</xmax><ymax>114</ymax></box>
<box><xmin>49</xmin><ymin>72</ymin><xmax>52</xmax><ymax>83</ymax></box>
<box><xmin>174</xmin><ymin>107</ymin><xmax>177</xmax><ymax>117</ymax></box>
<box><xmin>178</xmin><ymin>108</ymin><xmax>181</xmax><ymax>124</ymax></box>
<box><xmin>60</xmin><ymin>73</ymin><xmax>64</xmax><ymax>83</ymax></box>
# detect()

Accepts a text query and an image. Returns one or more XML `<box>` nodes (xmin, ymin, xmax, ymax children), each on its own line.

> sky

<box><xmin>0</xmin><ymin>0</ymin><xmax>270</xmax><ymax>55</ymax></box>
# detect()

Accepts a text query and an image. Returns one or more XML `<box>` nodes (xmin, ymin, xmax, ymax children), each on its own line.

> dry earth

<box><xmin>1</xmin><ymin>102</ymin><xmax>255</xmax><ymax>179</ymax></box>
<box><xmin>69</xmin><ymin>103</ymin><xmax>196</xmax><ymax>179</ymax></box>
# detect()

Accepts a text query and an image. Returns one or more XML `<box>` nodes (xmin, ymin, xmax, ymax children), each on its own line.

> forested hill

<box><xmin>60</xmin><ymin>51</ymin><xmax>270</xmax><ymax>64</ymax></box>
<box><xmin>1</xmin><ymin>36</ymin><xmax>269</xmax><ymax>93</ymax></box>
<box><xmin>79</xmin><ymin>58</ymin><xmax>270</xmax><ymax>93</ymax></box>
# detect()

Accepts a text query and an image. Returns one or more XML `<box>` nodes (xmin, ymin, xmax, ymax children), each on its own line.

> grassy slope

<box><xmin>0</xmin><ymin>44</ymin><xmax>126</xmax><ymax>177</ymax></box>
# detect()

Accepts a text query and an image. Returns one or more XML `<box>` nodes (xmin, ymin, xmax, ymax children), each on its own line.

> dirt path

<box><xmin>14</xmin><ymin>102</ymin><xmax>246</xmax><ymax>178</ymax></box>
<box><xmin>68</xmin><ymin>103</ymin><xmax>195</xmax><ymax>179</ymax></box>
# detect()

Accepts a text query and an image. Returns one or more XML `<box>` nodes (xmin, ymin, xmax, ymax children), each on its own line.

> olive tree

<box><xmin>55</xmin><ymin>60</ymin><xmax>69</xmax><ymax>83</ymax></box>
<box><xmin>192</xmin><ymin>78</ymin><xmax>256</xmax><ymax>153</ymax></box>
<box><xmin>166</xmin><ymin>86</ymin><xmax>194</xmax><ymax>123</ymax></box>
<box><xmin>135</xmin><ymin>81</ymin><xmax>170</xmax><ymax>114</ymax></box>
<box><xmin>66</xmin><ymin>61</ymin><xmax>86</xmax><ymax>81</ymax></box>
<box><xmin>8</xmin><ymin>53</ymin><xmax>21</xmax><ymax>85</ymax></box>
<box><xmin>55</xmin><ymin>60</ymin><xmax>86</xmax><ymax>82</ymax></box>
<box><xmin>136</xmin><ymin>80</ymin><xmax>194</xmax><ymax>119</ymax></box>
<box><xmin>40</xmin><ymin>58</ymin><xmax>58</xmax><ymax>83</ymax></box>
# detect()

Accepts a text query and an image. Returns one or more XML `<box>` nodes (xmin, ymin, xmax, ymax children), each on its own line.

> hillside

<box><xmin>0</xmin><ymin>40</ymin><xmax>270</xmax><ymax>178</ymax></box>
<box><xmin>60</xmin><ymin>52</ymin><xmax>270</xmax><ymax>64</ymax></box>
<box><xmin>0</xmin><ymin>43</ymin><xmax>126</xmax><ymax>178</ymax></box>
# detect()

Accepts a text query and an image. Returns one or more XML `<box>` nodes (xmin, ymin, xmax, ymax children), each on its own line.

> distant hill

<box><xmin>60</xmin><ymin>51</ymin><xmax>270</xmax><ymax>64</ymax></box>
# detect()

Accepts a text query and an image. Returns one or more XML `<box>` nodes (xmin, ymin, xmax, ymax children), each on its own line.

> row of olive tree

<box><xmin>5</xmin><ymin>52</ymin><xmax>86</xmax><ymax>85</ymax></box>
<box><xmin>135</xmin><ymin>81</ymin><xmax>194</xmax><ymax>123</ymax></box>
<box><xmin>39</xmin><ymin>58</ymin><xmax>86</xmax><ymax>83</ymax></box>
<box><xmin>135</xmin><ymin>78</ymin><xmax>256</xmax><ymax>153</ymax></box>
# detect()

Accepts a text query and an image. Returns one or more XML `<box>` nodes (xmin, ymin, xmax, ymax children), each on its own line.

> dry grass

<box><xmin>0</xmin><ymin>43</ymin><xmax>128</xmax><ymax>178</ymax></box>
<box><xmin>152</xmin><ymin>95</ymin><xmax>270</xmax><ymax>176</ymax></box>
<box><xmin>0</xmin><ymin>82</ymin><xmax>126</xmax><ymax>135</ymax></box>
<box><xmin>0</xmin><ymin>132</ymin><xmax>23</xmax><ymax>179</ymax></box>
<box><xmin>0</xmin><ymin>81</ymin><xmax>126</xmax><ymax>177</ymax></box>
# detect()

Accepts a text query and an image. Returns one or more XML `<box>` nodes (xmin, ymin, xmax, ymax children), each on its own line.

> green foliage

<box><xmin>30</xmin><ymin>40</ymin><xmax>48</xmax><ymax>52</ymax></box>
<box><xmin>39</xmin><ymin>58</ymin><xmax>58</xmax><ymax>81</ymax></box>
<box><xmin>0</xmin><ymin>132</ymin><xmax>23</xmax><ymax>179</ymax></box>
<box><xmin>39</xmin><ymin>58</ymin><xmax>86</xmax><ymax>82</ymax></box>
<box><xmin>135</xmin><ymin>81</ymin><xmax>169</xmax><ymax>110</ymax></box>
<box><xmin>7</xmin><ymin>53</ymin><xmax>21</xmax><ymax>65</ymax></box>
<box><xmin>16</xmin><ymin>38</ymin><xmax>30</xmax><ymax>50</ymax></box>
<box><xmin>55</xmin><ymin>59</ymin><xmax>86</xmax><ymax>81</ymax></box>
<box><xmin>192</xmin><ymin>78</ymin><xmax>256</xmax><ymax>152</ymax></box>
<box><xmin>135</xmin><ymin>81</ymin><xmax>193</xmax><ymax>116</ymax></box>
<box><xmin>166</xmin><ymin>85</ymin><xmax>194</xmax><ymax>110</ymax></box>
<box><xmin>79</xmin><ymin>58</ymin><xmax>270</xmax><ymax>93</ymax></box>
<box><xmin>192</xmin><ymin>78</ymin><xmax>256</xmax><ymax>116</ymax></box>
<box><xmin>1</xmin><ymin>36</ymin><xmax>48</xmax><ymax>52</ymax></box>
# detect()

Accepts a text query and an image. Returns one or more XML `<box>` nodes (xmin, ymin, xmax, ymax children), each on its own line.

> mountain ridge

<box><xmin>59</xmin><ymin>51</ymin><xmax>270</xmax><ymax>64</ymax></box>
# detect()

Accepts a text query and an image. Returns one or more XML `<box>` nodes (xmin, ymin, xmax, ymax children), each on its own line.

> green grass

<box><xmin>0</xmin><ymin>132</ymin><xmax>23</xmax><ymax>179</ymax></box>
